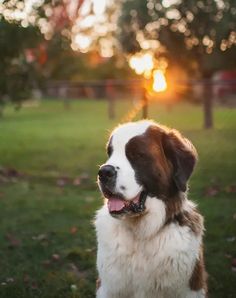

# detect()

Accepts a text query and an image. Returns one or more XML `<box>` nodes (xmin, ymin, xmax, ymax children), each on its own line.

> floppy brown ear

<box><xmin>162</xmin><ymin>130</ymin><xmax>198</xmax><ymax>192</ymax></box>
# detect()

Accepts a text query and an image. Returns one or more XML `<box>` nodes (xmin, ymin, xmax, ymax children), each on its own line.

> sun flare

<box><xmin>152</xmin><ymin>70</ymin><xmax>167</xmax><ymax>92</ymax></box>
<box><xmin>129</xmin><ymin>53</ymin><xmax>168</xmax><ymax>92</ymax></box>
<box><xmin>128</xmin><ymin>53</ymin><xmax>154</xmax><ymax>78</ymax></box>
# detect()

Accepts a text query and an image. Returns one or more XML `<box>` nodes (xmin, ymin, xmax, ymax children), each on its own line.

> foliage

<box><xmin>0</xmin><ymin>0</ymin><xmax>136</xmax><ymax>114</ymax></box>
<box><xmin>118</xmin><ymin>0</ymin><xmax>236</xmax><ymax>76</ymax></box>
<box><xmin>0</xmin><ymin>17</ymin><xmax>43</xmax><ymax>112</ymax></box>
<box><xmin>44</xmin><ymin>34</ymin><xmax>135</xmax><ymax>81</ymax></box>
<box><xmin>0</xmin><ymin>0</ymin><xmax>85</xmax><ymax>113</ymax></box>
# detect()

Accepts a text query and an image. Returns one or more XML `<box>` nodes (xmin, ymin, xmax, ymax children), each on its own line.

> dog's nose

<box><xmin>98</xmin><ymin>165</ymin><xmax>116</xmax><ymax>181</ymax></box>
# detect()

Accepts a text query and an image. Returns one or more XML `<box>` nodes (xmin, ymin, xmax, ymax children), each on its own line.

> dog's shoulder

<box><xmin>167</xmin><ymin>199</ymin><xmax>204</xmax><ymax>237</ymax></box>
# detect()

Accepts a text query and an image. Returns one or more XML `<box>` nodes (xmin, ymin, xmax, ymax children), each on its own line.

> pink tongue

<box><xmin>107</xmin><ymin>198</ymin><xmax>125</xmax><ymax>212</ymax></box>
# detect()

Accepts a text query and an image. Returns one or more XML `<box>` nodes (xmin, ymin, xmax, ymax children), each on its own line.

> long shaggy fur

<box><xmin>95</xmin><ymin>121</ymin><xmax>207</xmax><ymax>298</ymax></box>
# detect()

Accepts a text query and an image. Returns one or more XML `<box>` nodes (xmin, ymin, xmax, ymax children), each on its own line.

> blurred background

<box><xmin>0</xmin><ymin>0</ymin><xmax>236</xmax><ymax>297</ymax></box>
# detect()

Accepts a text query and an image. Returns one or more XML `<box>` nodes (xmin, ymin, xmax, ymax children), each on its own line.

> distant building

<box><xmin>212</xmin><ymin>70</ymin><xmax>236</xmax><ymax>99</ymax></box>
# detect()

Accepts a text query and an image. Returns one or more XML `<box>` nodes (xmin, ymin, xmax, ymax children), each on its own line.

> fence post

<box><xmin>142</xmin><ymin>87</ymin><xmax>148</xmax><ymax>119</ymax></box>
<box><xmin>106</xmin><ymin>80</ymin><xmax>115</xmax><ymax>119</ymax></box>
<box><xmin>203</xmin><ymin>80</ymin><xmax>213</xmax><ymax>129</ymax></box>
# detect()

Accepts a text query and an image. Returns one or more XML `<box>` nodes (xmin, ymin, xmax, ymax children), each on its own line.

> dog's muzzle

<box><xmin>98</xmin><ymin>165</ymin><xmax>116</xmax><ymax>185</ymax></box>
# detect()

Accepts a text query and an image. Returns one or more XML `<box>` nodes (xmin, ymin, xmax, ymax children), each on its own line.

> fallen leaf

<box><xmin>5</xmin><ymin>167</ymin><xmax>21</xmax><ymax>178</ymax></box>
<box><xmin>71</xmin><ymin>284</ymin><xmax>78</xmax><ymax>292</ymax></box>
<box><xmin>0</xmin><ymin>173</ymin><xmax>9</xmax><ymax>183</ymax></box>
<box><xmin>57</xmin><ymin>179</ymin><xmax>66</xmax><ymax>187</ymax></box>
<box><xmin>56</xmin><ymin>176</ymin><xmax>69</xmax><ymax>187</ymax></box>
<box><xmin>31</xmin><ymin>281</ymin><xmax>38</xmax><ymax>290</ymax></box>
<box><xmin>68</xmin><ymin>263</ymin><xmax>81</xmax><ymax>278</ymax></box>
<box><xmin>67</xmin><ymin>263</ymin><xmax>88</xmax><ymax>279</ymax></box>
<box><xmin>6</xmin><ymin>277</ymin><xmax>14</xmax><ymax>283</ymax></box>
<box><xmin>51</xmin><ymin>254</ymin><xmax>60</xmax><ymax>261</ymax></box>
<box><xmin>70</xmin><ymin>226</ymin><xmax>78</xmax><ymax>234</ymax></box>
<box><xmin>204</xmin><ymin>185</ymin><xmax>220</xmax><ymax>197</ymax></box>
<box><xmin>226</xmin><ymin>236</ymin><xmax>236</xmax><ymax>242</ymax></box>
<box><xmin>41</xmin><ymin>260</ymin><xmax>51</xmax><ymax>267</ymax></box>
<box><xmin>32</xmin><ymin>234</ymin><xmax>48</xmax><ymax>241</ymax></box>
<box><xmin>73</xmin><ymin>177</ymin><xmax>81</xmax><ymax>186</ymax></box>
<box><xmin>5</xmin><ymin>233</ymin><xmax>21</xmax><ymax>248</ymax></box>
<box><xmin>23</xmin><ymin>274</ymin><xmax>30</xmax><ymax>284</ymax></box>
<box><xmin>225</xmin><ymin>185</ymin><xmax>236</xmax><ymax>193</ymax></box>
<box><xmin>0</xmin><ymin>167</ymin><xmax>24</xmax><ymax>183</ymax></box>
<box><xmin>85</xmin><ymin>247</ymin><xmax>95</xmax><ymax>253</ymax></box>
<box><xmin>231</xmin><ymin>258</ymin><xmax>236</xmax><ymax>272</ymax></box>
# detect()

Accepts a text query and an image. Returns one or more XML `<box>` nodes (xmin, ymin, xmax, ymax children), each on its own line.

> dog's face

<box><xmin>98</xmin><ymin>120</ymin><xmax>197</xmax><ymax>218</ymax></box>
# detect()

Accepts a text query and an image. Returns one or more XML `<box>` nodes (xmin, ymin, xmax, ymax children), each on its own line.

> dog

<box><xmin>95</xmin><ymin>120</ymin><xmax>207</xmax><ymax>298</ymax></box>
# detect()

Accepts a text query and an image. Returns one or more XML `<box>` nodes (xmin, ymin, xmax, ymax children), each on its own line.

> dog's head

<box><xmin>98</xmin><ymin>120</ymin><xmax>197</xmax><ymax>218</ymax></box>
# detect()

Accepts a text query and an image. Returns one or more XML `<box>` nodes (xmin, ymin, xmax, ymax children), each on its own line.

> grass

<box><xmin>0</xmin><ymin>98</ymin><xmax>236</xmax><ymax>297</ymax></box>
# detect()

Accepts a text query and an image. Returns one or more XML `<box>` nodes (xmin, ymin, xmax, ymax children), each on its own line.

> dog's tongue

<box><xmin>107</xmin><ymin>198</ymin><xmax>125</xmax><ymax>212</ymax></box>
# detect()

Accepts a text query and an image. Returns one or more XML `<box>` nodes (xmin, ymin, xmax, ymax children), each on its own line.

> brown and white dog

<box><xmin>95</xmin><ymin>120</ymin><xmax>207</xmax><ymax>298</ymax></box>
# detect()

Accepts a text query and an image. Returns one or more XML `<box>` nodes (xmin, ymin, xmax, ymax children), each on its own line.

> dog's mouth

<box><xmin>104</xmin><ymin>191</ymin><xmax>147</xmax><ymax>217</ymax></box>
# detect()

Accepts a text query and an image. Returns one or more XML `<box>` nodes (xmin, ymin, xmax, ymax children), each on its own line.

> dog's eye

<box><xmin>107</xmin><ymin>145</ymin><xmax>113</xmax><ymax>157</ymax></box>
<box><xmin>137</xmin><ymin>152</ymin><xmax>146</xmax><ymax>159</ymax></box>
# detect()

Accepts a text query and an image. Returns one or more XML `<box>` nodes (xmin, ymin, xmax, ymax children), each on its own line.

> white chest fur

<box><xmin>95</xmin><ymin>198</ymin><xmax>203</xmax><ymax>298</ymax></box>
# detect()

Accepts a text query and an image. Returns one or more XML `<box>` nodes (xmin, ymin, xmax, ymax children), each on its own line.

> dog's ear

<box><xmin>162</xmin><ymin>130</ymin><xmax>198</xmax><ymax>192</ymax></box>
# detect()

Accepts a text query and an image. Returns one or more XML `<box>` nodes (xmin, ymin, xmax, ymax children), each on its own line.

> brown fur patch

<box><xmin>125</xmin><ymin>123</ymin><xmax>197</xmax><ymax>198</ymax></box>
<box><xmin>96</xmin><ymin>278</ymin><xmax>101</xmax><ymax>291</ymax></box>
<box><xmin>190</xmin><ymin>246</ymin><xmax>208</xmax><ymax>293</ymax></box>
<box><xmin>125</xmin><ymin>124</ymin><xmax>200</xmax><ymax>225</ymax></box>
<box><xmin>161</xmin><ymin>128</ymin><xmax>198</xmax><ymax>193</ymax></box>
<box><xmin>174</xmin><ymin>207</ymin><xmax>204</xmax><ymax>236</ymax></box>
<box><xmin>125</xmin><ymin>125</ymin><xmax>174</xmax><ymax>198</ymax></box>
<box><xmin>164</xmin><ymin>195</ymin><xmax>184</xmax><ymax>222</ymax></box>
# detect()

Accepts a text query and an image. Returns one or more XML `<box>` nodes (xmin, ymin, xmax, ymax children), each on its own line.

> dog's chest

<box><xmin>96</xmin><ymin>211</ymin><xmax>200</xmax><ymax>296</ymax></box>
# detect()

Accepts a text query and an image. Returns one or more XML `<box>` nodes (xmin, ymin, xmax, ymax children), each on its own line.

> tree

<box><xmin>0</xmin><ymin>0</ymin><xmax>85</xmax><ymax>114</ymax></box>
<box><xmin>117</xmin><ymin>0</ymin><xmax>236</xmax><ymax>128</ymax></box>
<box><xmin>118</xmin><ymin>0</ymin><xmax>236</xmax><ymax>77</ymax></box>
<box><xmin>0</xmin><ymin>17</ymin><xmax>44</xmax><ymax>115</ymax></box>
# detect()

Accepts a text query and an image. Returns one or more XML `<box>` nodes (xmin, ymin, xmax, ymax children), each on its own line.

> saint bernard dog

<box><xmin>95</xmin><ymin>120</ymin><xmax>207</xmax><ymax>298</ymax></box>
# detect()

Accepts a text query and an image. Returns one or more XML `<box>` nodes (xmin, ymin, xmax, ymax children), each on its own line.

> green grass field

<box><xmin>0</xmin><ymin>99</ymin><xmax>236</xmax><ymax>298</ymax></box>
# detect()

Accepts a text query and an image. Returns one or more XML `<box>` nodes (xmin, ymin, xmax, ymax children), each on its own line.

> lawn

<box><xmin>0</xmin><ymin>99</ymin><xmax>236</xmax><ymax>298</ymax></box>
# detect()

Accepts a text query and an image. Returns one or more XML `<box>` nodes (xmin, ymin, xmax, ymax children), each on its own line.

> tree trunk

<box><xmin>0</xmin><ymin>106</ymin><xmax>3</xmax><ymax>118</ymax></box>
<box><xmin>106</xmin><ymin>80</ymin><xmax>115</xmax><ymax>119</ymax></box>
<box><xmin>142</xmin><ymin>87</ymin><xmax>148</xmax><ymax>119</ymax></box>
<box><xmin>203</xmin><ymin>80</ymin><xmax>213</xmax><ymax>129</ymax></box>
<box><xmin>108</xmin><ymin>97</ymin><xmax>115</xmax><ymax>119</ymax></box>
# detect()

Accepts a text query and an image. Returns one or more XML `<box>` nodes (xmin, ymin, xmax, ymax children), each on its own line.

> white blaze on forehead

<box><xmin>105</xmin><ymin>120</ymin><xmax>154</xmax><ymax>200</ymax></box>
<box><xmin>111</xmin><ymin>120</ymin><xmax>153</xmax><ymax>147</ymax></box>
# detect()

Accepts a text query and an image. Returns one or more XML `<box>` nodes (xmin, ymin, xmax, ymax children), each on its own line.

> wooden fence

<box><xmin>43</xmin><ymin>79</ymin><xmax>236</xmax><ymax>129</ymax></box>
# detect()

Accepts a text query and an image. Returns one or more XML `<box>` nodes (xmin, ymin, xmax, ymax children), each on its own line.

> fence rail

<box><xmin>43</xmin><ymin>79</ymin><xmax>236</xmax><ymax>129</ymax></box>
<box><xmin>44</xmin><ymin>79</ymin><xmax>236</xmax><ymax>99</ymax></box>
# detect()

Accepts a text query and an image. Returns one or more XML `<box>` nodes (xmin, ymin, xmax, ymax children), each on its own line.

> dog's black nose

<box><xmin>98</xmin><ymin>165</ymin><xmax>116</xmax><ymax>181</ymax></box>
